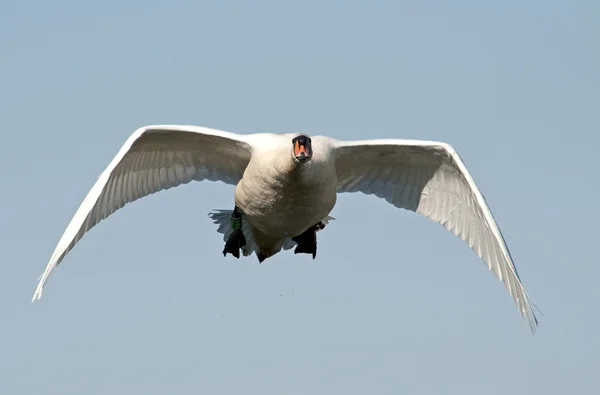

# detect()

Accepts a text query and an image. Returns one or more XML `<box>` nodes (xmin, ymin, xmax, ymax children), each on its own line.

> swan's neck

<box><xmin>274</xmin><ymin>155</ymin><xmax>312</xmax><ymax>181</ymax></box>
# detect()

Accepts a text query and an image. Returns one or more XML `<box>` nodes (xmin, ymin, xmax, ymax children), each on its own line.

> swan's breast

<box><xmin>235</xmin><ymin>149</ymin><xmax>337</xmax><ymax>237</ymax></box>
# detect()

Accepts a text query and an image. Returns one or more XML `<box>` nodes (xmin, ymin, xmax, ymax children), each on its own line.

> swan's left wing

<box><xmin>33</xmin><ymin>125</ymin><xmax>253</xmax><ymax>301</ymax></box>
<box><xmin>331</xmin><ymin>138</ymin><xmax>538</xmax><ymax>332</ymax></box>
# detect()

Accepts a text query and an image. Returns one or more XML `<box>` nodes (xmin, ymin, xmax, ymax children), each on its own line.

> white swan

<box><xmin>32</xmin><ymin>125</ymin><xmax>538</xmax><ymax>331</ymax></box>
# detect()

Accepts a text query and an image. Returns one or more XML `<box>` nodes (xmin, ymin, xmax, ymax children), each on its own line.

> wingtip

<box><xmin>31</xmin><ymin>284</ymin><xmax>43</xmax><ymax>303</ymax></box>
<box><xmin>520</xmin><ymin>288</ymin><xmax>541</xmax><ymax>334</ymax></box>
<box><xmin>31</xmin><ymin>270</ymin><xmax>49</xmax><ymax>303</ymax></box>
<box><xmin>528</xmin><ymin>318</ymin><xmax>538</xmax><ymax>335</ymax></box>
<box><xmin>521</xmin><ymin>301</ymin><xmax>539</xmax><ymax>334</ymax></box>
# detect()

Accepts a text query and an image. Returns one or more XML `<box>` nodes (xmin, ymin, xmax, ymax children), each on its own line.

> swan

<box><xmin>32</xmin><ymin>124</ymin><xmax>538</xmax><ymax>331</ymax></box>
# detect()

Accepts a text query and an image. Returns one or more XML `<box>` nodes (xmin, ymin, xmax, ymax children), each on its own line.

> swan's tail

<box><xmin>208</xmin><ymin>210</ymin><xmax>334</xmax><ymax>258</ymax></box>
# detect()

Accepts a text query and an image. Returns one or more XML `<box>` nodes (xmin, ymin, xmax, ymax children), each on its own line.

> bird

<box><xmin>32</xmin><ymin>124</ymin><xmax>538</xmax><ymax>331</ymax></box>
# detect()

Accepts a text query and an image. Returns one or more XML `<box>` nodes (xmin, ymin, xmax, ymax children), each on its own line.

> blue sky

<box><xmin>2</xmin><ymin>0</ymin><xmax>599</xmax><ymax>393</ymax></box>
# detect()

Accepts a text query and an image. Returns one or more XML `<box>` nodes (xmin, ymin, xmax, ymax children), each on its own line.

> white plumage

<box><xmin>32</xmin><ymin>124</ymin><xmax>538</xmax><ymax>332</ymax></box>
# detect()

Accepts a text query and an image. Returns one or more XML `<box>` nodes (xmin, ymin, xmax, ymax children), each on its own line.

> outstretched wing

<box><xmin>33</xmin><ymin>125</ymin><xmax>253</xmax><ymax>301</ymax></box>
<box><xmin>332</xmin><ymin>138</ymin><xmax>538</xmax><ymax>332</ymax></box>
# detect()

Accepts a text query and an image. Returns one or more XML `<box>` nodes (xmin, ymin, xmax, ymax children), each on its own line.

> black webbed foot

<box><xmin>223</xmin><ymin>207</ymin><xmax>246</xmax><ymax>259</ymax></box>
<box><xmin>294</xmin><ymin>239</ymin><xmax>317</xmax><ymax>258</ymax></box>
<box><xmin>223</xmin><ymin>229</ymin><xmax>246</xmax><ymax>259</ymax></box>
<box><xmin>292</xmin><ymin>221</ymin><xmax>325</xmax><ymax>259</ymax></box>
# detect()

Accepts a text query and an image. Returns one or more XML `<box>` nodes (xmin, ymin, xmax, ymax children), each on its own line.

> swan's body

<box><xmin>235</xmin><ymin>135</ymin><xmax>337</xmax><ymax>254</ymax></box>
<box><xmin>32</xmin><ymin>125</ymin><xmax>538</xmax><ymax>332</ymax></box>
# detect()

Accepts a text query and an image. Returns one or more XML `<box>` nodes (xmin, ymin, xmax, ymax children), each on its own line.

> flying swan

<box><xmin>32</xmin><ymin>125</ymin><xmax>538</xmax><ymax>331</ymax></box>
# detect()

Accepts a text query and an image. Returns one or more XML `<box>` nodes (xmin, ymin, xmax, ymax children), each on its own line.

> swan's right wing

<box><xmin>33</xmin><ymin>125</ymin><xmax>253</xmax><ymax>301</ymax></box>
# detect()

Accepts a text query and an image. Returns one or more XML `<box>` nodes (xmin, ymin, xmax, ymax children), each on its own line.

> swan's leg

<box><xmin>292</xmin><ymin>221</ymin><xmax>325</xmax><ymax>259</ymax></box>
<box><xmin>223</xmin><ymin>206</ymin><xmax>247</xmax><ymax>259</ymax></box>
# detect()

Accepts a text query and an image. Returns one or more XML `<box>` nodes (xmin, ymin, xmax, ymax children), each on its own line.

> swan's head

<box><xmin>291</xmin><ymin>134</ymin><xmax>312</xmax><ymax>164</ymax></box>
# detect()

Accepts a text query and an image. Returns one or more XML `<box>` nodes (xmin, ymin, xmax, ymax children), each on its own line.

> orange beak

<box><xmin>294</xmin><ymin>140</ymin><xmax>309</xmax><ymax>157</ymax></box>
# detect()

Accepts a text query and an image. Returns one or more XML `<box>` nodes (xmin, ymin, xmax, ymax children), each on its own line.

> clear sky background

<box><xmin>2</xmin><ymin>0</ymin><xmax>599</xmax><ymax>393</ymax></box>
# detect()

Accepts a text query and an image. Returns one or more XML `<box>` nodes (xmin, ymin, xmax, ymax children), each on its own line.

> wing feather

<box><xmin>332</xmin><ymin>138</ymin><xmax>538</xmax><ymax>332</ymax></box>
<box><xmin>33</xmin><ymin>125</ymin><xmax>253</xmax><ymax>301</ymax></box>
